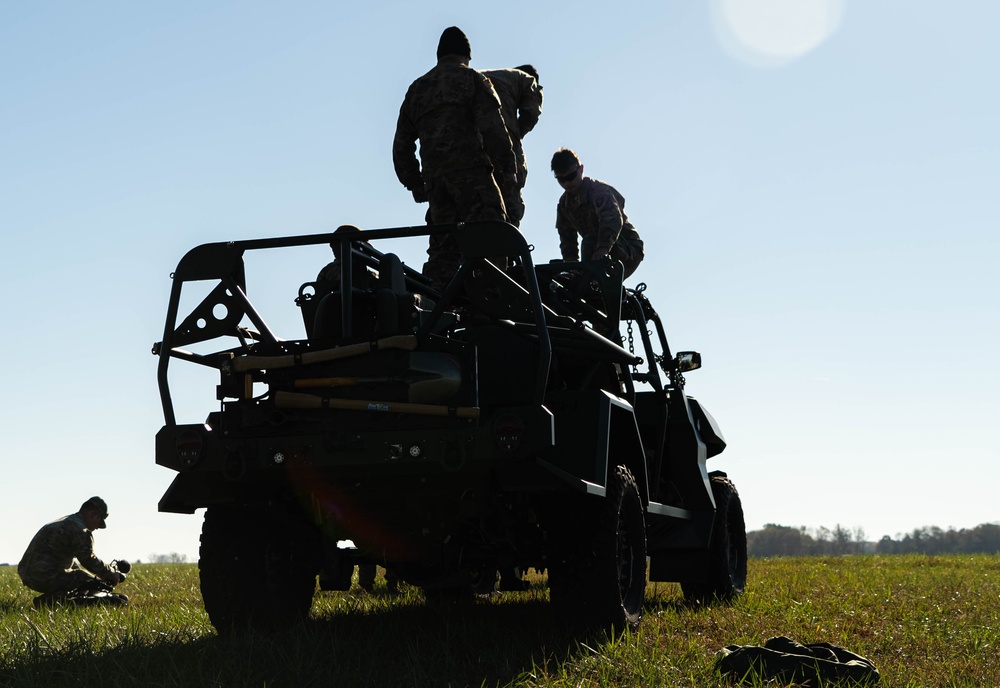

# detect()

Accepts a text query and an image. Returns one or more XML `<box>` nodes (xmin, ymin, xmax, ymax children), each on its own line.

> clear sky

<box><xmin>2</xmin><ymin>1</ymin><xmax>997</xmax><ymax>564</ymax></box>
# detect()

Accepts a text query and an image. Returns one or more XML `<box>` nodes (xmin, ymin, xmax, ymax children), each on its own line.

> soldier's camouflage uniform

<box><xmin>556</xmin><ymin>177</ymin><xmax>645</xmax><ymax>279</ymax></box>
<box><xmin>480</xmin><ymin>68</ymin><xmax>542</xmax><ymax>226</ymax></box>
<box><xmin>393</xmin><ymin>55</ymin><xmax>516</xmax><ymax>289</ymax></box>
<box><xmin>17</xmin><ymin>512</ymin><xmax>115</xmax><ymax>594</ymax></box>
<box><xmin>481</xmin><ymin>68</ymin><xmax>543</xmax><ymax>226</ymax></box>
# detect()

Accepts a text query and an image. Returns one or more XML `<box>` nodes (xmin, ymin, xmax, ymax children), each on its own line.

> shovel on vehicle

<box><xmin>292</xmin><ymin>352</ymin><xmax>461</xmax><ymax>404</ymax></box>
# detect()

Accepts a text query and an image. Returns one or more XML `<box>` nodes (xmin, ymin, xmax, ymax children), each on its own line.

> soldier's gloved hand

<box><xmin>411</xmin><ymin>186</ymin><xmax>428</xmax><ymax>203</ymax></box>
<box><xmin>105</xmin><ymin>571</ymin><xmax>122</xmax><ymax>585</ymax></box>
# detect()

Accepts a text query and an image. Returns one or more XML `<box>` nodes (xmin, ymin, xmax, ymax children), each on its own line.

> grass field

<box><xmin>1</xmin><ymin>555</ymin><xmax>998</xmax><ymax>687</ymax></box>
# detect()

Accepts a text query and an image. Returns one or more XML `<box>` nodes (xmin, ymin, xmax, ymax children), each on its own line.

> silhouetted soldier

<box><xmin>393</xmin><ymin>26</ymin><xmax>517</xmax><ymax>289</ymax></box>
<box><xmin>481</xmin><ymin>65</ymin><xmax>543</xmax><ymax>226</ymax></box>
<box><xmin>18</xmin><ymin>497</ymin><xmax>125</xmax><ymax>605</ymax></box>
<box><xmin>550</xmin><ymin>148</ymin><xmax>644</xmax><ymax>279</ymax></box>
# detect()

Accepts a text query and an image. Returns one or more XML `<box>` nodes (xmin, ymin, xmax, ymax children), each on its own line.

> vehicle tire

<box><xmin>318</xmin><ymin>545</ymin><xmax>355</xmax><ymax>591</ymax></box>
<box><xmin>470</xmin><ymin>566</ymin><xmax>499</xmax><ymax>595</ymax></box>
<box><xmin>681</xmin><ymin>475</ymin><xmax>747</xmax><ymax>604</ymax></box>
<box><xmin>199</xmin><ymin>504</ymin><xmax>319</xmax><ymax>633</ymax></box>
<box><xmin>549</xmin><ymin>464</ymin><xmax>646</xmax><ymax>632</ymax></box>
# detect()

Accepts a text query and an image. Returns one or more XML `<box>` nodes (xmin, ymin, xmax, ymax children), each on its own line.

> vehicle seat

<box><xmin>375</xmin><ymin>253</ymin><xmax>418</xmax><ymax>338</ymax></box>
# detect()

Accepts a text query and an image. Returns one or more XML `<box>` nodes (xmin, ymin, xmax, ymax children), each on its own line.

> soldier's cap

<box><xmin>437</xmin><ymin>26</ymin><xmax>471</xmax><ymax>61</ymax></box>
<box><xmin>81</xmin><ymin>496</ymin><xmax>108</xmax><ymax>528</ymax></box>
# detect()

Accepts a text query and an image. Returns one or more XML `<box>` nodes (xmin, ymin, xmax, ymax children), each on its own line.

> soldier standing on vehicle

<box><xmin>550</xmin><ymin>148</ymin><xmax>644</xmax><ymax>279</ymax></box>
<box><xmin>392</xmin><ymin>26</ymin><xmax>517</xmax><ymax>289</ymax></box>
<box><xmin>480</xmin><ymin>65</ymin><xmax>543</xmax><ymax>227</ymax></box>
<box><xmin>17</xmin><ymin>497</ymin><xmax>123</xmax><ymax>597</ymax></box>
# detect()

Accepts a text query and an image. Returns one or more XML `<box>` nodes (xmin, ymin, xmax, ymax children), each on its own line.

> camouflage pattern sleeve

<box><xmin>75</xmin><ymin>529</ymin><xmax>113</xmax><ymax>580</ymax></box>
<box><xmin>481</xmin><ymin>68</ymin><xmax>542</xmax><ymax>140</ymax></box>
<box><xmin>473</xmin><ymin>73</ymin><xmax>516</xmax><ymax>181</ymax></box>
<box><xmin>392</xmin><ymin>93</ymin><xmax>423</xmax><ymax>192</ymax></box>
<box><xmin>516</xmin><ymin>74</ymin><xmax>542</xmax><ymax>137</ymax></box>
<box><xmin>592</xmin><ymin>186</ymin><xmax>625</xmax><ymax>258</ymax></box>
<box><xmin>556</xmin><ymin>198</ymin><xmax>580</xmax><ymax>262</ymax></box>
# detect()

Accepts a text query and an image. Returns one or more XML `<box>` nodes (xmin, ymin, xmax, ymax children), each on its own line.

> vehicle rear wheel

<box><xmin>470</xmin><ymin>566</ymin><xmax>499</xmax><ymax>595</ymax></box>
<box><xmin>549</xmin><ymin>464</ymin><xmax>646</xmax><ymax>632</ymax></box>
<box><xmin>681</xmin><ymin>474</ymin><xmax>747</xmax><ymax>604</ymax></box>
<box><xmin>199</xmin><ymin>504</ymin><xmax>320</xmax><ymax>633</ymax></box>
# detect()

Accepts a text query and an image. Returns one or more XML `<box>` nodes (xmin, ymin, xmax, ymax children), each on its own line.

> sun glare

<box><xmin>711</xmin><ymin>0</ymin><xmax>845</xmax><ymax>67</ymax></box>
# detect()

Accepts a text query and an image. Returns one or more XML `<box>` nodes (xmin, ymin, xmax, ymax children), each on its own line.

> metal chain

<box><xmin>626</xmin><ymin>320</ymin><xmax>640</xmax><ymax>374</ymax></box>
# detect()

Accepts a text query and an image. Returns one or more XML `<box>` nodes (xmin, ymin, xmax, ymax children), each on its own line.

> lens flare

<box><xmin>712</xmin><ymin>0</ymin><xmax>846</xmax><ymax>67</ymax></box>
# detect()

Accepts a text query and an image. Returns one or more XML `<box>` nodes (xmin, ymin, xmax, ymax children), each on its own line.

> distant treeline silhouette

<box><xmin>143</xmin><ymin>552</ymin><xmax>189</xmax><ymax>564</ymax></box>
<box><xmin>748</xmin><ymin>523</ymin><xmax>1000</xmax><ymax>558</ymax></box>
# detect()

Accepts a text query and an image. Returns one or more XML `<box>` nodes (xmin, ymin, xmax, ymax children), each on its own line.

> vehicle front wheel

<box><xmin>681</xmin><ymin>474</ymin><xmax>747</xmax><ymax>604</ymax></box>
<box><xmin>549</xmin><ymin>464</ymin><xmax>647</xmax><ymax>632</ymax></box>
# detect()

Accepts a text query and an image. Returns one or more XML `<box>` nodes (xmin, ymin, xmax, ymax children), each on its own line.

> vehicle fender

<box><xmin>608</xmin><ymin>400</ymin><xmax>650</xmax><ymax>503</ymax></box>
<box><xmin>687</xmin><ymin>397</ymin><xmax>726</xmax><ymax>458</ymax></box>
<box><xmin>541</xmin><ymin>390</ymin><xmax>648</xmax><ymax>500</ymax></box>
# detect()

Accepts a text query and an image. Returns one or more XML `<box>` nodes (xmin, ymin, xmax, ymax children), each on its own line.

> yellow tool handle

<box><xmin>232</xmin><ymin>335</ymin><xmax>418</xmax><ymax>373</ymax></box>
<box><xmin>273</xmin><ymin>391</ymin><xmax>479</xmax><ymax>419</ymax></box>
<box><xmin>293</xmin><ymin>377</ymin><xmax>365</xmax><ymax>388</ymax></box>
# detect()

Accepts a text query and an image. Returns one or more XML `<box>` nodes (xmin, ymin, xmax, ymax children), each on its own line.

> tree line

<box><xmin>139</xmin><ymin>552</ymin><xmax>189</xmax><ymax>564</ymax></box>
<box><xmin>747</xmin><ymin>523</ymin><xmax>1000</xmax><ymax>558</ymax></box>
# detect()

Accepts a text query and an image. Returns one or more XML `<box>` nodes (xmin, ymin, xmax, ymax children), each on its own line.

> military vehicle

<box><xmin>153</xmin><ymin>221</ymin><xmax>746</xmax><ymax>632</ymax></box>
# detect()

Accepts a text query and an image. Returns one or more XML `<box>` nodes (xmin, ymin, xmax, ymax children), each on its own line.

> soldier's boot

<box><xmin>32</xmin><ymin>592</ymin><xmax>68</xmax><ymax>609</ymax></box>
<box><xmin>385</xmin><ymin>568</ymin><xmax>399</xmax><ymax>594</ymax></box>
<box><xmin>358</xmin><ymin>564</ymin><xmax>376</xmax><ymax>592</ymax></box>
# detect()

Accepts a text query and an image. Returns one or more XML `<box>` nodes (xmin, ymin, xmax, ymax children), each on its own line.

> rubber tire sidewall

<box><xmin>549</xmin><ymin>464</ymin><xmax>647</xmax><ymax>632</ymax></box>
<box><xmin>681</xmin><ymin>475</ymin><xmax>747</xmax><ymax>604</ymax></box>
<box><xmin>199</xmin><ymin>505</ymin><xmax>319</xmax><ymax>633</ymax></box>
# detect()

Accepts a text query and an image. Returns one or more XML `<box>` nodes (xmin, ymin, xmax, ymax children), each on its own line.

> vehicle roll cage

<box><xmin>153</xmin><ymin>220</ymin><xmax>684</xmax><ymax>428</ymax></box>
